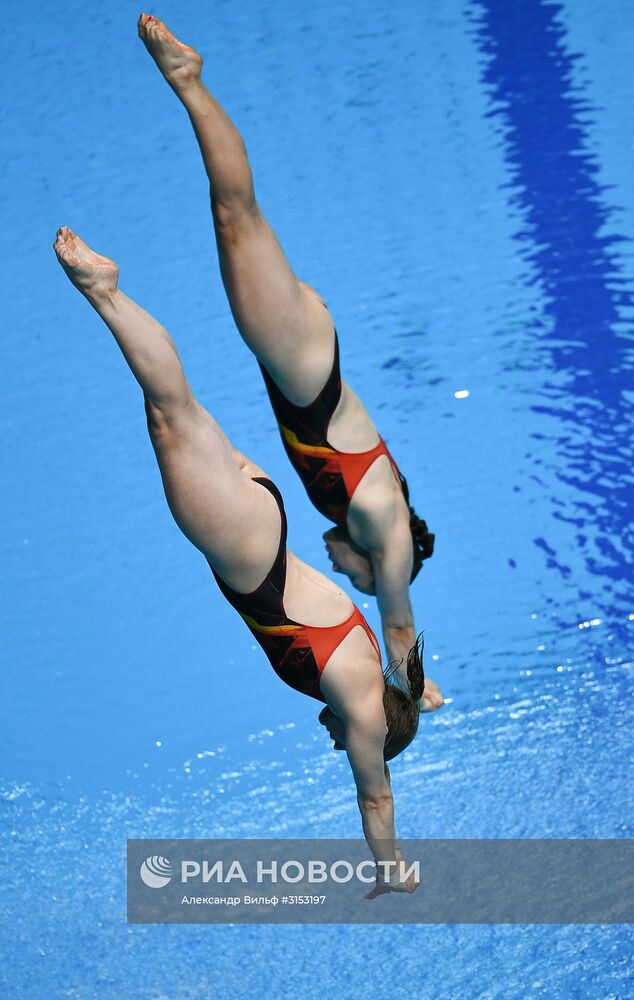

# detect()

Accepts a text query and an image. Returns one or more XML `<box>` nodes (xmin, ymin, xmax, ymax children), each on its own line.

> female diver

<box><xmin>54</xmin><ymin>226</ymin><xmax>419</xmax><ymax>897</ymax></box>
<box><xmin>136</xmin><ymin>14</ymin><xmax>444</xmax><ymax>712</ymax></box>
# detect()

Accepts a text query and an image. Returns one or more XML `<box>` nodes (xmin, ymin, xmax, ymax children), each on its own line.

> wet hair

<box><xmin>400</xmin><ymin>475</ymin><xmax>435</xmax><ymax>582</ymax></box>
<box><xmin>382</xmin><ymin>633</ymin><xmax>425</xmax><ymax>761</ymax></box>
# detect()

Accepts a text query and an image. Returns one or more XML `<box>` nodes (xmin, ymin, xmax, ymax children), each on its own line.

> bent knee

<box><xmin>211</xmin><ymin>195</ymin><xmax>260</xmax><ymax>244</ymax></box>
<box><xmin>144</xmin><ymin>394</ymin><xmax>197</xmax><ymax>439</ymax></box>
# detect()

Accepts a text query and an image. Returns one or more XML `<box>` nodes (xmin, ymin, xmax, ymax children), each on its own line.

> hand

<box><xmin>365</xmin><ymin>875</ymin><xmax>419</xmax><ymax>898</ymax></box>
<box><xmin>364</xmin><ymin>862</ymin><xmax>419</xmax><ymax>899</ymax></box>
<box><xmin>419</xmin><ymin>676</ymin><xmax>444</xmax><ymax>712</ymax></box>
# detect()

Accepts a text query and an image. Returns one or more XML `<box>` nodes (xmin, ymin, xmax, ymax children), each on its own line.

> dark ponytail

<box><xmin>382</xmin><ymin>633</ymin><xmax>426</xmax><ymax>760</ymax></box>
<box><xmin>399</xmin><ymin>475</ymin><xmax>435</xmax><ymax>582</ymax></box>
<box><xmin>405</xmin><ymin>632</ymin><xmax>425</xmax><ymax>701</ymax></box>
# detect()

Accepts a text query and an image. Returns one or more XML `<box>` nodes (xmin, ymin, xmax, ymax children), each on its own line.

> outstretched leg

<box><xmin>53</xmin><ymin>228</ymin><xmax>279</xmax><ymax>592</ymax></box>
<box><xmin>138</xmin><ymin>14</ymin><xmax>335</xmax><ymax>406</ymax></box>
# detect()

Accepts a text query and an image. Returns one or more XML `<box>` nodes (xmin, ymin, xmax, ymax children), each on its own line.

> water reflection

<box><xmin>469</xmin><ymin>0</ymin><xmax>634</xmax><ymax>618</ymax></box>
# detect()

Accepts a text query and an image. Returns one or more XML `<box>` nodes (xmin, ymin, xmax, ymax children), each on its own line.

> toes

<box><xmin>137</xmin><ymin>13</ymin><xmax>157</xmax><ymax>37</ymax></box>
<box><xmin>55</xmin><ymin>226</ymin><xmax>73</xmax><ymax>249</ymax></box>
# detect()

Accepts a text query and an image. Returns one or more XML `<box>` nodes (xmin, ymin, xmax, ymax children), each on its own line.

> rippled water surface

<box><xmin>2</xmin><ymin>0</ymin><xmax>633</xmax><ymax>997</ymax></box>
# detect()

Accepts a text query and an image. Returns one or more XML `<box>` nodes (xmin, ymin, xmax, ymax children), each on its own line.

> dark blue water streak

<box><xmin>470</xmin><ymin>0</ymin><xmax>634</xmax><ymax>615</ymax></box>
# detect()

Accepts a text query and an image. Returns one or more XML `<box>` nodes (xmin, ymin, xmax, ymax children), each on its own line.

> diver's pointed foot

<box><xmin>53</xmin><ymin>228</ymin><xmax>119</xmax><ymax>299</ymax></box>
<box><xmin>137</xmin><ymin>13</ymin><xmax>203</xmax><ymax>88</ymax></box>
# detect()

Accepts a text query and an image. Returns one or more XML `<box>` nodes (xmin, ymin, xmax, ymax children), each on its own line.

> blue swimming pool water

<box><xmin>2</xmin><ymin>0</ymin><xmax>633</xmax><ymax>996</ymax></box>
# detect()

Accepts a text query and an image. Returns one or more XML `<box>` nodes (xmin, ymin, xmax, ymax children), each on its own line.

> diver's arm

<box><xmin>343</xmin><ymin>708</ymin><xmax>398</xmax><ymax>870</ymax></box>
<box><xmin>345</xmin><ymin>717</ymin><xmax>418</xmax><ymax>896</ymax></box>
<box><xmin>320</xmin><ymin>654</ymin><xmax>417</xmax><ymax>895</ymax></box>
<box><xmin>362</xmin><ymin>507</ymin><xmax>444</xmax><ymax>712</ymax></box>
<box><xmin>365</xmin><ymin>515</ymin><xmax>417</xmax><ymax>682</ymax></box>
<box><xmin>348</xmin><ymin>489</ymin><xmax>416</xmax><ymax>669</ymax></box>
<box><xmin>373</xmin><ymin>556</ymin><xmax>444</xmax><ymax>712</ymax></box>
<box><xmin>320</xmin><ymin>664</ymin><xmax>402</xmax><ymax>878</ymax></box>
<box><xmin>373</xmin><ymin>559</ymin><xmax>416</xmax><ymax>679</ymax></box>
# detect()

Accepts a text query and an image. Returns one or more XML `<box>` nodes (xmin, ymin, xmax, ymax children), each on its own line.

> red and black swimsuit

<box><xmin>259</xmin><ymin>333</ymin><xmax>404</xmax><ymax>528</ymax></box>
<box><xmin>208</xmin><ymin>478</ymin><xmax>381</xmax><ymax>702</ymax></box>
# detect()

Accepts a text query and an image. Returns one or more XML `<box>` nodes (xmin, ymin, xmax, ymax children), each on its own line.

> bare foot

<box><xmin>137</xmin><ymin>13</ymin><xmax>203</xmax><ymax>87</ymax></box>
<box><xmin>420</xmin><ymin>676</ymin><xmax>444</xmax><ymax>713</ymax></box>
<box><xmin>53</xmin><ymin>228</ymin><xmax>119</xmax><ymax>300</ymax></box>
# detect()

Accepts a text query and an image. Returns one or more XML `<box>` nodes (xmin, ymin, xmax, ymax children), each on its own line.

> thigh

<box><xmin>214</xmin><ymin>205</ymin><xmax>336</xmax><ymax>404</ymax></box>
<box><xmin>146</xmin><ymin>399</ymin><xmax>281</xmax><ymax>591</ymax></box>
